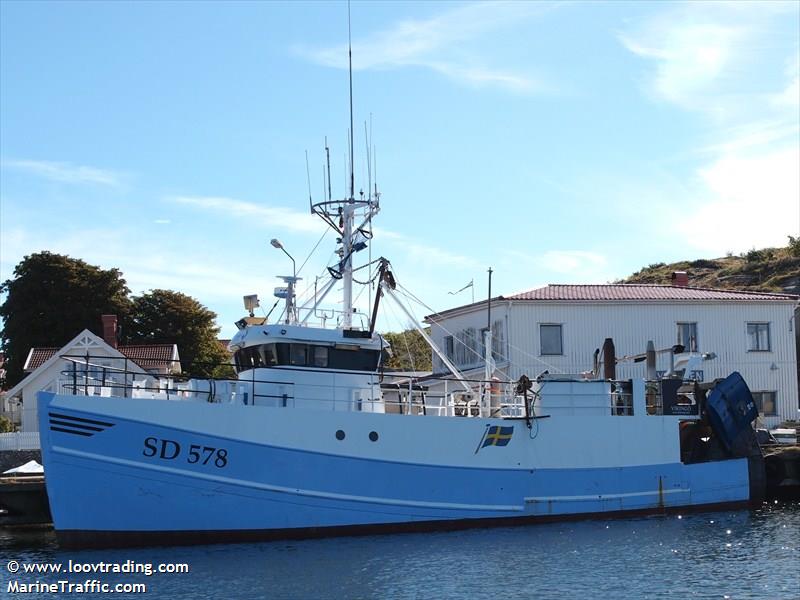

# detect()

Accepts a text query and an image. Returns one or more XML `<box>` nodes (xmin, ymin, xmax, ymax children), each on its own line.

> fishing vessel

<box><xmin>36</xmin><ymin>29</ymin><xmax>765</xmax><ymax>549</ymax></box>
<box><xmin>37</xmin><ymin>187</ymin><xmax>766</xmax><ymax>548</ymax></box>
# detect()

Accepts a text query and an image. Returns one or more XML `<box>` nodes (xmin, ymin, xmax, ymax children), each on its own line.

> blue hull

<box><xmin>38</xmin><ymin>393</ymin><xmax>752</xmax><ymax>547</ymax></box>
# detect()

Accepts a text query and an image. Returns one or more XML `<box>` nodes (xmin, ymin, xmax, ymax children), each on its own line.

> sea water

<box><xmin>2</xmin><ymin>502</ymin><xmax>798</xmax><ymax>599</ymax></box>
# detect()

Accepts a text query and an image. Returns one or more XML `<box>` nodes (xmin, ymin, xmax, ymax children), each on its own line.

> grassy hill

<box><xmin>621</xmin><ymin>237</ymin><xmax>800</xmax><ymax>295</ymax></box>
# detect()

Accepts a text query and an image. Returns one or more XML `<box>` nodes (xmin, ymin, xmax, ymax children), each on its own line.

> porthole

<box><xmin>335</xmin><ymin>430</ymin><xmax>345</xmax><ymax>440</ymax></box>
<box><xmin>369</xmin><ymin>431</ymin><xmax>379</xmax><ymax>442</ymax></box>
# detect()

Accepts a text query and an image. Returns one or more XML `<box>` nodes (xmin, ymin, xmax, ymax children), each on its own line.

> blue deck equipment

<box><xmin>706</xmin><ymin>372</ymin><xmax>758</xmax><ymax>454</ymax></box>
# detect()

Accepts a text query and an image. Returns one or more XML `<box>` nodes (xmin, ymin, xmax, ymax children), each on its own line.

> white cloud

<box><xmin>0</xmin><ymin>224</ymin><xmax>270</xmax><ymax>330</ymax></box>
<box><xmin>694</xmin><ymin>120</ymin><xmax>799</xmax><ymax>156</ymax></box>
<box><xmin>618</xmin><ymin>2</ymin><xmax>797</xmax><ymax>118</ymax></box>
<box><xmin>770</xmin><ymin>52</ymin><xmax>800</xmax><ymax>110</ymax></box>
<box><xmin>402</xmin><ymin>241</ymin><xmax>481</xmax><ymax>270</ymax></box>
<box><xmin>296</xmin><ymin>1</ymin><xmax>555</xmax><ymax>93</ymax></box>
<box><xmin>168</xmin><ymin>195</ymin><xmax>323</xmax><ymax>234</ymax></box>
<box><xmin>425</xmin><ymin>61</ymin><xmax>540</xmax><ymax>93</ymax></box>
<box><xmin>375</xmin><ymin>229</ymin><xmax>480</xmax><ymax>270</ymax></box>
<box><xmin>681</xmin><ymin>146</ymin><xmax>800</xmax><ymax>253</ymax></box>
<box><xmin>502</xmin><ymin>249</ymin><xmax>612</xmax><ymax>283</ymax></box>
<box><xmin>620</xmin><ymin>22</ymin><xmax>742</xmax><ymax>111</ymax></box>
<box><xmin>618</xmin><ymin>2</ymin><xmax>799</xmax><ymax>254</ymax></box>
<box><xmin>1</xmin><ymin>158</ymin><xmax>124</xmax><ymax>187</ymax></box>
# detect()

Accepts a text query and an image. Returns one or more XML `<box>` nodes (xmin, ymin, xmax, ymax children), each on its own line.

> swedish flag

<box><xmin>481</xmin><ymin>425</ymin><xmax>514</xmax><ymax>448</ymax></box>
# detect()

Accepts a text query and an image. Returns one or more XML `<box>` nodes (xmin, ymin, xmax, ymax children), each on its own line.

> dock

<box><xmin>764</xmin><ymin>444</ymin><xmax>800</xmax><ymax>500</ymax></box>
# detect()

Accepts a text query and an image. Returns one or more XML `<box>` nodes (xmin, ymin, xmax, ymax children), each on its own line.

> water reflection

<box><xmin>1</xmin><ymin>502</ymin><xmax>797</xmax><ymax>600</ymax></box>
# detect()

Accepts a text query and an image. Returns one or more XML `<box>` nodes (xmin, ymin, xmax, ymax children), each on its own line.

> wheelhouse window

<box><xmin>310</xmin><ymin>346</ymin><xmax>328</xmax><ymax>368</ymax></box>
<box><xmin>540</xmin><ymin>324</ymin><xmax>563</xmax><ymax>356</ymax></box>
<box><xmin>289</xmin><ymin>344</ymin><xmax>307</xmax><ymax>366</ymax></box>
<box><xmin>752</xmin><ymin>391</ymin><xmax>777</xmax><ymax>416</ymax></box>
<box><xmin>747</xmin><ymin>323</ymin><xmax>771</xmax><ymax>352</ymax></box>
<box><xmin>677</xmin><ymin>322</ymin><xmax>698</xmax><ymax>352</ymax></box>
<box><xmin>328</xmin><ymin>346</ymin><xmax>380</xmax><ymax>371</ymax></box>
<box><xmin>233</xmin><ymin>342</ymin><xmax>378</xmax><ymax>373</ymax></box>
<box><xmin>261</xmin><ymin>345</ymin><xmax>277</xmax><ymax>366</ymax></box>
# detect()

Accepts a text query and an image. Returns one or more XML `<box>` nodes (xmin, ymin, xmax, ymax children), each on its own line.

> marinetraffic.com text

<box><xmin>5</xmin><ymin>559</ymin><xmax>190</xmax><ymax>595</ymax></box>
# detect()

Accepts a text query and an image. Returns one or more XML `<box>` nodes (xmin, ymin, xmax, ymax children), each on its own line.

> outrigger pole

<box><xmin>379</xmin><ymin>277</ymin><xmax>472</xmax><ymax>393</ymax></box>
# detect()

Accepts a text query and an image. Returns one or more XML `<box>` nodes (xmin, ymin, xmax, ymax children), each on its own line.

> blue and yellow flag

<box><xmin>477</xmin><ymin>425</ymin><xmax>514</xmax><ymax>452</ymax></box>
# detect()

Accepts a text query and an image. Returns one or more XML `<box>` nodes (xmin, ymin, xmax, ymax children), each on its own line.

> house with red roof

<box><xmin>1</xmin><ymin>315</ymin><xmax>179</xmax><ymax>435</ymax></box>
<box><xmin>425</xmin><ymin>272</ymin><xmax>799</xmax><ymax>428</ymax></box>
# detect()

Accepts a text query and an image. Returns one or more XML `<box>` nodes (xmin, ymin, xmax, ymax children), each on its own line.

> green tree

<box><xmin>788</xmin><ymin>235</ymin><xmax>800</xmax><ymax>258</ymax></box>
<box><xmin>0</xmin><ymin>252</ymin><xmax>131</xmax><ymax>388</ymax></box>
<box><xmin>0</xmin><ymin>415</ymin><xmax>14</xmax><ymax>433</ymax></box>
<box><xmin>382</xmin><ymin>328</ymin><xmax>432</xmax><ymax>371</ymax></box>
<box><xmin>126</xmin><ymin>289</ymin><xmax>233</xmax><ymax>378</ymax></box>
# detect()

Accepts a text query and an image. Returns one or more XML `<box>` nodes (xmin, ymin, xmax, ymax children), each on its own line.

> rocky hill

<box><xmin>621</xmin><ymin>238</ymin><xmax>800</xmax><ymax>296</ymax></box>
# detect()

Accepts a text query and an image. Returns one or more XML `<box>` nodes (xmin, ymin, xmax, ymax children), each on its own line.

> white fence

<box><xmin>0</xmin><ymin>431</ymin><xmax>41</xmax><ymax>451</ymax></box>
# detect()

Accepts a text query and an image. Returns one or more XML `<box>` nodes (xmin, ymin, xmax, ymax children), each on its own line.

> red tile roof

<box><xmin>116</xmin><ymin>345</ymin><xmax>178</xmax><ymax>371</ymax></box>
<box><xmin>25</xmin><ymin>348</ymin><xmax>60</xmax><ymax>371</ymax></box>
<box><xmin>25</xmin><ymin>344</ymin><xmax>177</xmax><ymax>372</ymax></box>
<box><xmin>506</xmin><ymin>284</ymin><xmax>799</xmax><ymax>302</ymax></box>
<box><xmin>426</xmin><ymin>284</ymin><xmax>798</xmax><ymax>321</ymax></box>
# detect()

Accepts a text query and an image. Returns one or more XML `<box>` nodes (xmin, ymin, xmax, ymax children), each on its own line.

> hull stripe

<box><xmin>524</xmin><ymin>489</ymin><xmax>689</xmax><ymax>502</ymax></box>
<box><xmin>49</xmin><ymin>412</ymin><xmax>115</xmax><ymax>427</ymax></box>
<box><xmin>49</xmin><ymin>427</ymin><xmax>94</xmax><ymax>437</ymax></box>
<box><xmin>49</xmin><ymin>419</ymin><xmax>105</xmax><ymax>432</ymax></box>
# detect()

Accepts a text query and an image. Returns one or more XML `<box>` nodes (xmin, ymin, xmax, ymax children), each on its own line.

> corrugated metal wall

<box><xmin>430</xmin><ymin>300</ymin><xmax>798</xmax><ymax>428</ymax></box>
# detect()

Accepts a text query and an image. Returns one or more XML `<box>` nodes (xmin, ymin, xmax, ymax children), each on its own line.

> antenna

<box><xmin>325</xmin><ymin>137</ymin><xmax>332</xmax><ymax>201</ymax></box>
<box><xmin>369</xmin><ymin>113</ymin><xmax>374</xmax><ymax>200</ymax></box>
<box><xmin>364</xmin><ymin>121</ymin><xmax>371</xmax><ymax>201</ymax></box>
<box><xmin>348</xmin><ymin>0</ymin><xmax>355</xmax><ymax>201</ymax></box>
<box><xmin>305</xmin><ymin>151</ymin><xmax>313</xmax><ymax>210</ymax></box>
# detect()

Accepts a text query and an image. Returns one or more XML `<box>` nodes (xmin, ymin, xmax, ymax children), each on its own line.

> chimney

<box><xmin>101</xmin><ymin>314</ymin><xmax>118</xmax><ymax>348</ymax></box>
<box><xmin>602</xmin><ymin>337</ymin><xmax>616</xmax><ymax>380</ymax></box>
<box><xmin>671</xmin><ymin>271</ymin><xmax>689</xmax><ymax>287</ymax></box>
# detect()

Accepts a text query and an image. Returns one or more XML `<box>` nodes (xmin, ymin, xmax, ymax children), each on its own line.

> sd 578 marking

<box><xmin>143</xmin><ymin>437</ymin><xmax>228</xmax><ymax>468</ymax></box>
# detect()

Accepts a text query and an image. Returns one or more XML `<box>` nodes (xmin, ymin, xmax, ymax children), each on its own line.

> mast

<box><xmin>342</xmin><ymin>204</ymin><xmax>354</xmax><ymax>328</ymax></box>
<box><xmin>306</xmin><ymin>0</ymin><xmax>379</xmax><ymax>331</ymax></box>
<box><xmin>484</xmin><ymin>268</ymin><xmax>495</xmax><ymax>411</ymax></box>
<box><xmin>342</xmin><ymin>0</ymin><xmax>355</xmax><ymax>329</ymax></box>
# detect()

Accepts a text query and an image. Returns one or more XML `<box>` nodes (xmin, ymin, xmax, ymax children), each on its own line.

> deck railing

<box><xmin>50</xmin><ymin>354</ymin><xmax>701</xmax><ymax>419</ymax></box>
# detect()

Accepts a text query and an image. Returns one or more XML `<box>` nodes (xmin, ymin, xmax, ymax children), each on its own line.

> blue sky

<box><xmin>1</xmin><ymin>1</ymin><xmax>798</xmax><ymax>338</ymax></box>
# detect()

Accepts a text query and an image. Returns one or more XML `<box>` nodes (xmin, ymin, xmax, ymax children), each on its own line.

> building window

<box><xmin>752</xmin><ymin>391</ymin><xmax>777</xmax><ymax>416</ymax></box>
<box><xmin>677</xmin><ymin>322</ymin><xmax>698</xmax><ymax>352</ymax></box>
<box><xmin>453</xmin><ymin>327</ymin><xmax>479</xmax><ymax>366</ymax></box>
<box><xmin>444</xmin><ymin>336</ymin><xmax>454</xmax><ymax>361</ymax></box>
<box><xmin>491</xmin><ymin>319</ymin><xmax>504</xmax><ymax>362</ymax></box>
<box><xmin>540</xmin><ymin>324</ymin><xmax>563</xmax><ymax>356</ymax></box>
<box><xmin>480</xmin><ymin>327</ymin><xmax>490</xmax><ymax>359</ymax></box>
<box><xmin>747</xmin><ymin>323</ymin><xmax>771</xmax><ymax>352</ymax></box>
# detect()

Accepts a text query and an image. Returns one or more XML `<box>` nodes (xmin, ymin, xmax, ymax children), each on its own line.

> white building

<box><xmin>1</xmin><ymin>315</ymin><xmax>180</xmax><ymax>434</ymax></box>
<box><xmin>425</xmin><ymin>276</ymin><xmax>799</xmax><ymax>429</ymax></box>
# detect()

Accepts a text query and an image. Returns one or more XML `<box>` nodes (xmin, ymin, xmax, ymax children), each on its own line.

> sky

<box><xmin>1</xmin><ymin>0</ymin><xmax>798</xmax><ymax>338</ymax></box>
